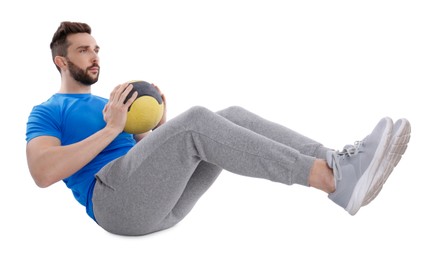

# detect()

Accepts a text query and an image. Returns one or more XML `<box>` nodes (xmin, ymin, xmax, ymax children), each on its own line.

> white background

<box><xmin>1</xmin><ymin>0</ymin><xmax>426</xmax><ymax>259</ymax></box>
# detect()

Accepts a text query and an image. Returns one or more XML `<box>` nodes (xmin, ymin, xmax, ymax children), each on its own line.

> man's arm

<box><xmin>26</xmin><ymin>127</ymin><xmax>120</xmax><ymax>188</ymax></box>
<box><xmin>26</xmin><ymin>83</ymin><xmax>137</xmax><ymax>188</ymax></box>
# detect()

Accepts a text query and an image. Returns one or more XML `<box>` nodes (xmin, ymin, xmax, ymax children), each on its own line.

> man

<box><xmin>26</xmin><ymin>21</ymin><xmax>411</xmax><ymax>236</ymax></box>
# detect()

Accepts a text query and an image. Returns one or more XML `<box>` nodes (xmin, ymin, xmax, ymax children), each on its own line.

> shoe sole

<box><xmin>346</xmin><ymin>117</ymin><xmax>393</xmax><ymax>215</ymax></box>
<box><xmin>362</xmin><ymin>118</ymin><xmax>411</xmax><ymax>206</ymax></box>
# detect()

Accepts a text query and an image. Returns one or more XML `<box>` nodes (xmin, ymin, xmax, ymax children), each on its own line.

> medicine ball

<box><xmin>123</xmin><ymin>80</ymin><xmax>164</xmax><ymax>134</ymax></box>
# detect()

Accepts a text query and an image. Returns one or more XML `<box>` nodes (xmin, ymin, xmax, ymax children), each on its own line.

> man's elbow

<box><xmin>30</xmin><ymin>169</ymin><xmax>57</xmax><ymax>188</ymax></box>
<box><xmin>34</xmin><ymin>178</ymin><xmax>52</xmax><ymax>188</ymax></box>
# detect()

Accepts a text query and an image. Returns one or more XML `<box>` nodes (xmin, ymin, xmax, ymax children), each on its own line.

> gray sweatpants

<box><xmin>93</xmin><ymin>106</ymin><xmax>329</xmax><ymax>236</ymax></box>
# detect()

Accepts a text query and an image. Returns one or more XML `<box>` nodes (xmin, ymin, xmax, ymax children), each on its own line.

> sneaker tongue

<box><xmin>326</xmin><ymin>150</ymin><xmax>340</xmax><ymax>189</ymax></box>
<box><xmin>326</xmin><ymin>150</ymin><xmax>335</xmax><ymax>169</ymax></box>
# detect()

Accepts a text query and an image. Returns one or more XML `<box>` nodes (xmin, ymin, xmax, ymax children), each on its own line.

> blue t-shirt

<box><xmin>26</xmin><ymin>93</ymin><xmax>136</xmax><ymax>221</ymax></box>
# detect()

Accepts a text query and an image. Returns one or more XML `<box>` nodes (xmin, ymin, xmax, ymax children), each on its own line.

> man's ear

<box><xmin>54</xmin><ymin>56</ymin><xmax>67</xmax><ymax>70</ymax></box>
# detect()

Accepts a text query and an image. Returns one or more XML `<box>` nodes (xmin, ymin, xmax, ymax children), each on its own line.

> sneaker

<box><xmin>362</xmin><ymin>118</ymin><xmax>411</xmax><ymax>206</ymax></box>
<box><xmin>326</xmin><ymin>117</ymin><xmax>393</xmax><ymax>215</ymax></box>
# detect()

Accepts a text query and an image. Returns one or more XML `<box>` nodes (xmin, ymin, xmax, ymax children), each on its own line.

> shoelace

<box><xmin>329</xmin><ymin>141</ymin><xmax>364</xmax><ymax>183</ymax></box>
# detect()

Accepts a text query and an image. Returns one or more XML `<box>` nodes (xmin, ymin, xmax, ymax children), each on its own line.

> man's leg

<box><xmin>154</xmin><ymin>106</ymin><xmax>333</xmax><ymax>229</ymax></box>
<box><xmin>217</xmin><ymin>106</ymin><xmax>331</xmax><ymax>159</ymax></box>
<box><xmin>159</xmin><ymin>161</ymin><xmax>222</xmax><ymax>228</ymax></box>
<box><xmin>142</xmin><ymin>106</ymin><xmax>333</xmax><ymax>232</ymax></box>
<box><xmin>93</xmin><ymin>106</ymin><xmax>316</xmax><ymax>235</ymax></box>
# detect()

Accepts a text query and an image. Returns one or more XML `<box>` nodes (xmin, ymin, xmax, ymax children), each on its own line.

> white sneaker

<box><xmin>327</xmin><ymin>117</ymin><xmax>393</xmax><ymax>215</ymax></box>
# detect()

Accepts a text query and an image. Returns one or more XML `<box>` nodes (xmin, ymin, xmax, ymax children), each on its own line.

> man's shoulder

<box><xmin>30</xmin><ymin>94</ymin><xmax>58</xmax><ymax>112</ymax></box>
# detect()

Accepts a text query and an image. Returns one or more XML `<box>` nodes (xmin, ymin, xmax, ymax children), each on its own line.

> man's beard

<box><xmin>66</xmin><ymin>58</ymin><xmax>100</xmax><ymax>86</ymax></box>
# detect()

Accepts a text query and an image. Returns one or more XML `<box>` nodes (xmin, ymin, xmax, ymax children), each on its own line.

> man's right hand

<box><xmin>103</xmin><ymin>82</ymin><xmax>138</xmax><ymax>134</ymax></box>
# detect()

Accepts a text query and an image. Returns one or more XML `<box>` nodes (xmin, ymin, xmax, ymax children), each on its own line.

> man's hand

<box><xmin>103</xmin><ymin>82</ymin><xmax>138</xmax><ymax>134</ymax></box>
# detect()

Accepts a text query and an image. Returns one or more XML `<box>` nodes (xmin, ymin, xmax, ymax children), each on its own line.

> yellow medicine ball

<box><xmin>123</xmin><ymin>80</ymin><xmax>164</xmax><ymax>134</ymax></box>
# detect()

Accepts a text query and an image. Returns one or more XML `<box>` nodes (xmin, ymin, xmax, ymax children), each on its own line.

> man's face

<box><xmin>66</xmin><ymin>57</ymin><xmax>99</xmax><ymax>86</ymax></box>
<box><xmin>65</xmin><ymin>33</ymin><xmax>100</xmax><ymax>86</ymax></box>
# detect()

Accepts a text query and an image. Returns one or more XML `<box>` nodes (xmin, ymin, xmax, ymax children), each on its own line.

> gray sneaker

<box><xmin>362</xmin><ymin>118</ymin><xmax>411</xmax><ymax>206</ymax></box>
<box><xmin>326</xmin><ymin>117</ymin><xmax>393</xmax><ymax>215</ymax></box>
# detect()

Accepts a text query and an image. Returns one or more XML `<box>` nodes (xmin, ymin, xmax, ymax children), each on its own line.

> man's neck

<box><xmin>59</xmin><ymin>77</ymin><xmax>92</xmax><ymax>94</ymax></box>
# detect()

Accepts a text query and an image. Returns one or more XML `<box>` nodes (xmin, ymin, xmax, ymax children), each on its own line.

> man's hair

<box><xmin>50</xmin><ymin>21</ymin><xmax>92</xmax><ymax>72</ymax></box>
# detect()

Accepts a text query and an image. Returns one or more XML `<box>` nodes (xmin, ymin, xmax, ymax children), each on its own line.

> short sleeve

<box><xmin>26</xmin><ymin>104</ymin><xmax>62</xmax><ymax>142</ymax></box>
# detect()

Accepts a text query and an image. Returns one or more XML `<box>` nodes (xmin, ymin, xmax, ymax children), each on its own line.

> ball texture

<box><xmin>123</xmin><ymin>80</ymin><xmax>164</xmax><ymax>134</ymax></box>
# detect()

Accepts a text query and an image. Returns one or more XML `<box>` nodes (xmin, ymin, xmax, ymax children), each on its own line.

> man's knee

<box><xmin>217</xmin><ymin>106</ymin><xmax>248</xmax><ymax>120</ymax></box>
<box><xmin>177</xmin><ymin>106</ymin><xmax>215</xmax><ymax>126</ymax></box>
<box><xmin>185</xmin><ymin>106</ymin><xmax>212</xmax><ymax>119</ymax></box>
